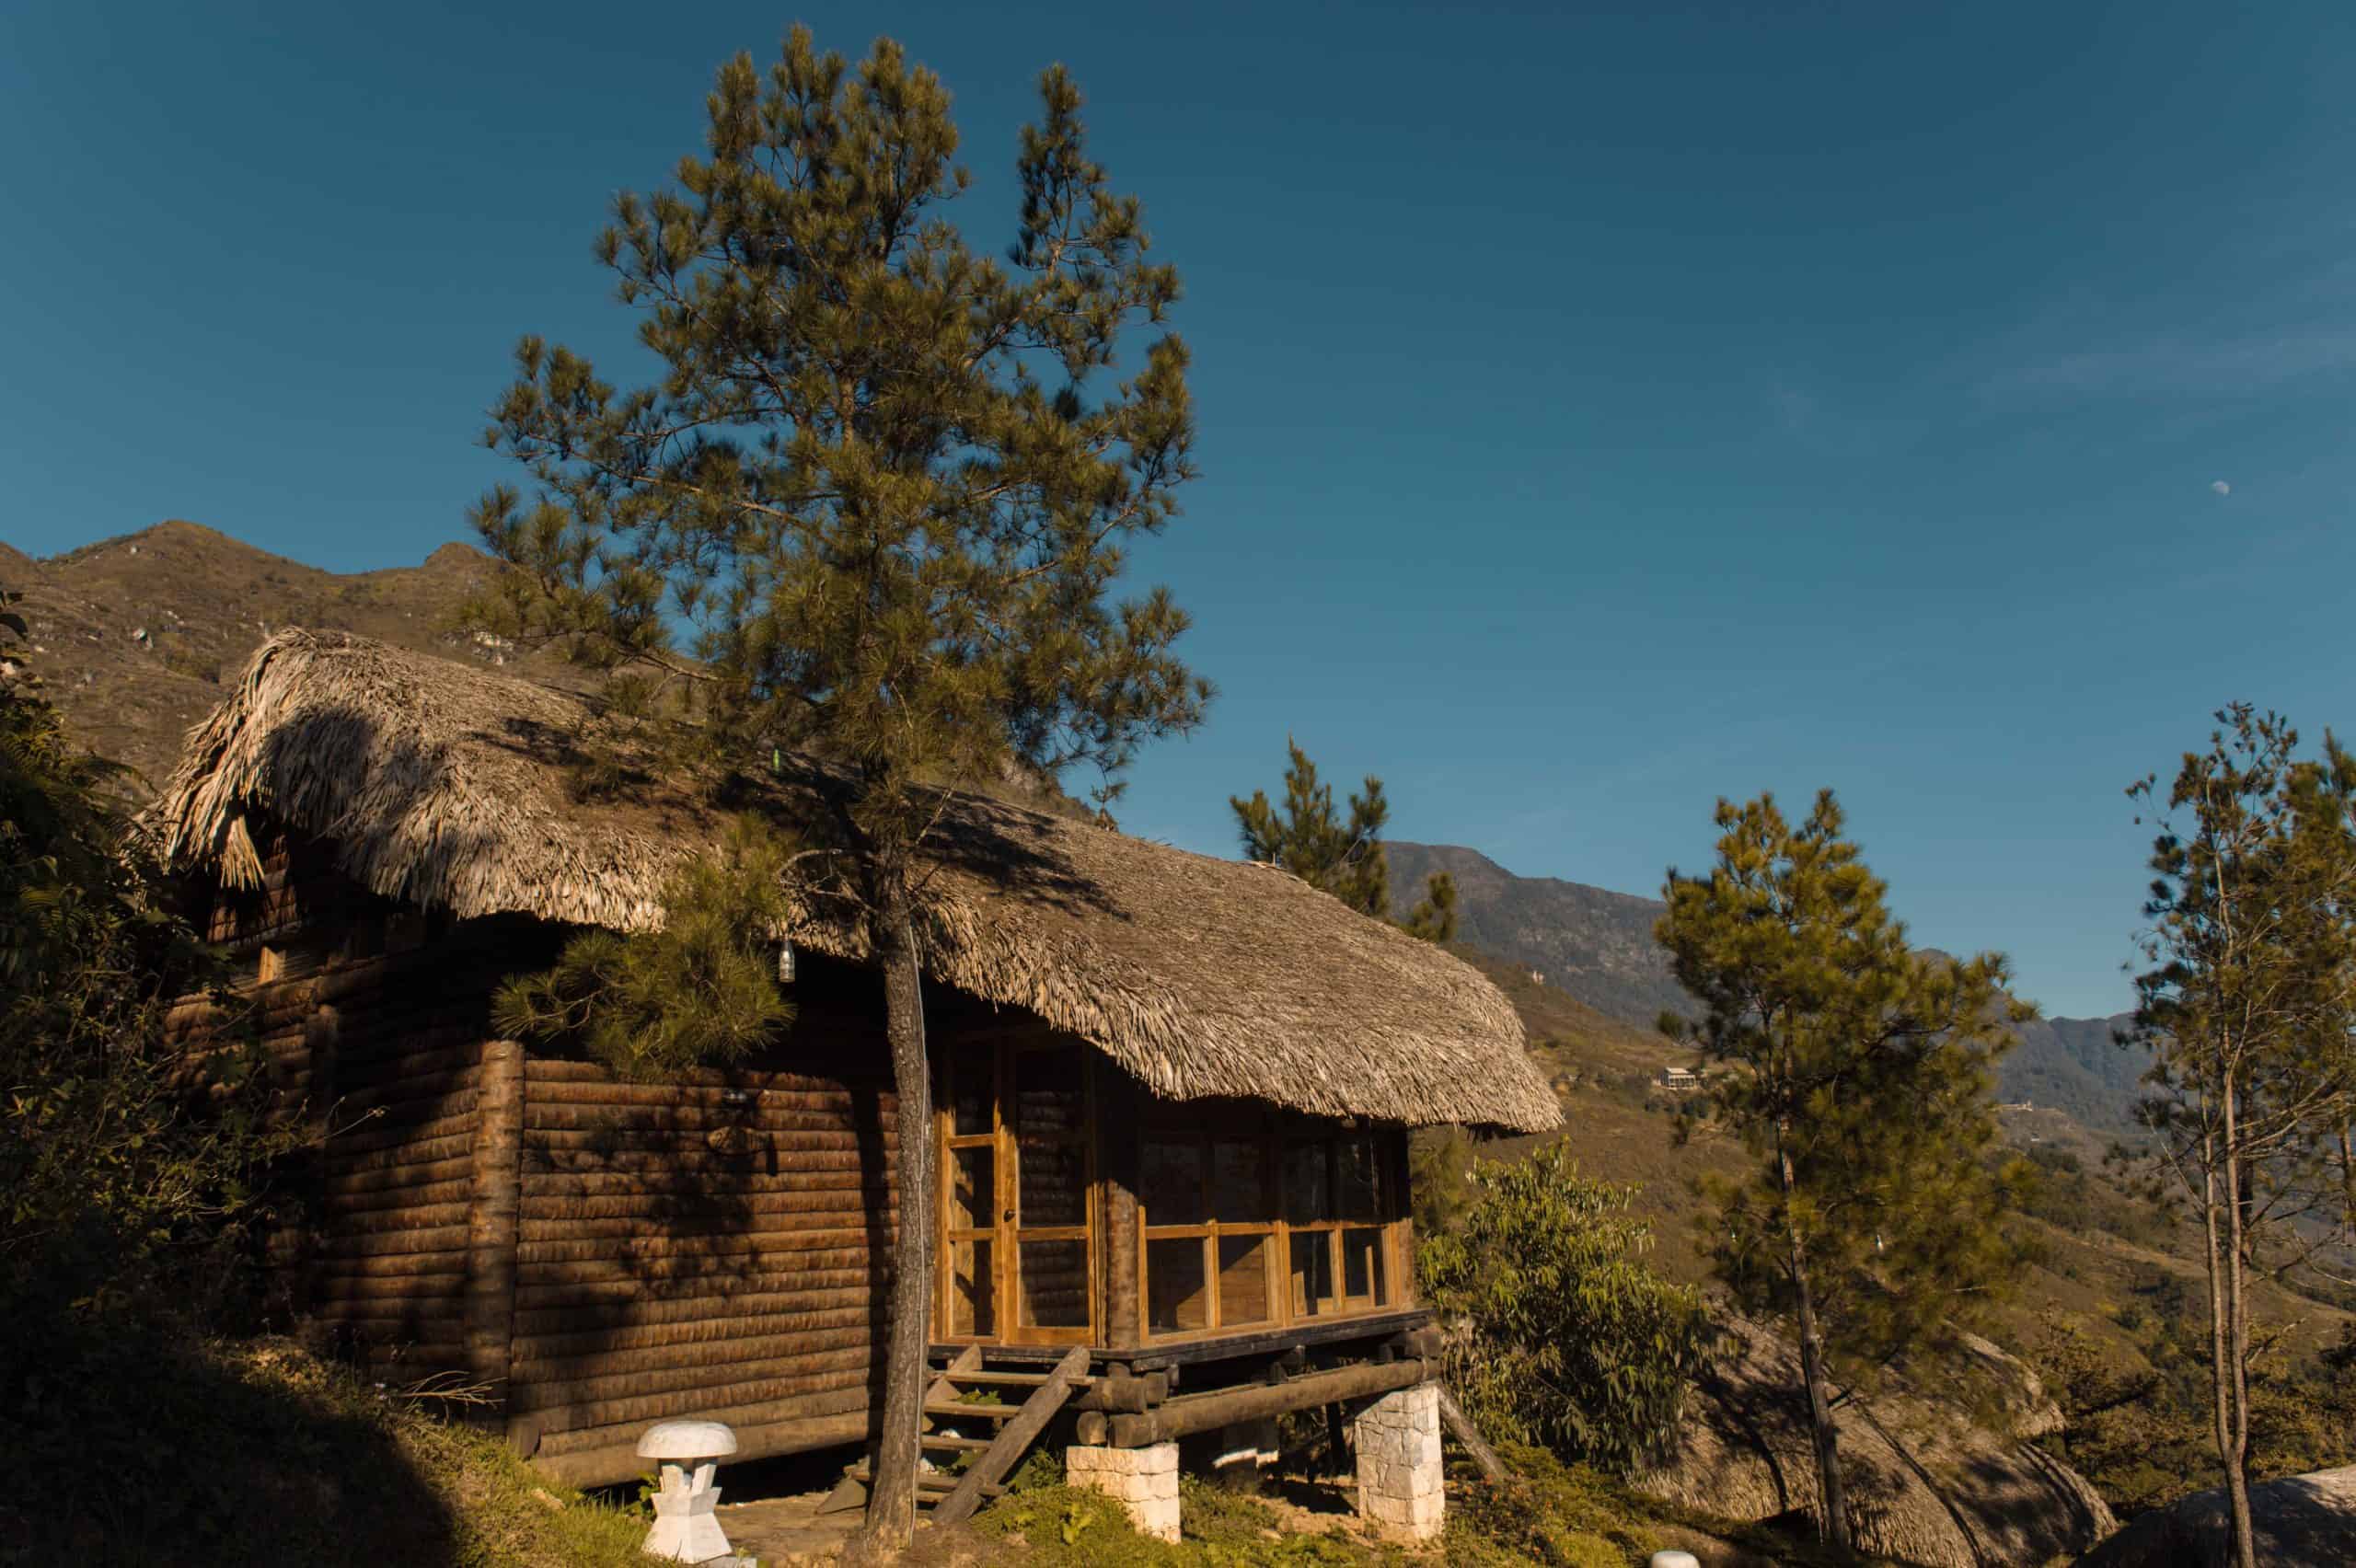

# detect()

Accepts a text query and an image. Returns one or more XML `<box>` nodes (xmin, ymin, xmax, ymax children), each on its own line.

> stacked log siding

<box><xmin>507</xmin><ymin>1049</ymin><xmax>898</xmax><ymax>1470</ymax></box>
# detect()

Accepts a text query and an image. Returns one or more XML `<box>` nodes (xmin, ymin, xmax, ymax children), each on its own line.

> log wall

<box><xmin>504</xmin><ymin>989</ymin><xmax>900</xmax><ymax>1476</ymax></box>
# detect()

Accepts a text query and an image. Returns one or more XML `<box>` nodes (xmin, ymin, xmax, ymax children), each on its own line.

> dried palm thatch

<box><xmin>156</xmin><ymin>630</ymin><xmax>1557</xmax><ymax>1132</ymax></box>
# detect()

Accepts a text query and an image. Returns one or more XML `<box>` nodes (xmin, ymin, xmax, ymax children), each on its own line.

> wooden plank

<box><xmin>930</xmin><ymin>1346</ymin><xmax>1088</xmax><ymax>1526</ymax></box>
<box><xmin>923</xmin><ymin>1400</ymin><xmax>1018</xmax><ymax>1422</ymax></box>
<box><xmin>923</xmin><ymin>1343</ymin><xmax>981</xmax><ymax>1411</ymax></box>
<box><xmin>1107</xmin><ymin>1355</ymin><xmax>1433</xmax><ymax>1447</ymax></box>
<box><xmin>1125</xmin><ymin>1308</ymin><xmax>1434</xmax><ymax>1370</ymax></box>
<box><xmin>1438</xmin><ymin>1385</ymin><xmax>1505</xmax><ymax>1482</ymax></box>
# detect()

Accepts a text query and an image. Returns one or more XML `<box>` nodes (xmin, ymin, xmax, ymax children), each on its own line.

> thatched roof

<box><xmin>155</xmin><ymin>630</ymin><xmax>1557</xmax><ymax>1133</ymax></box>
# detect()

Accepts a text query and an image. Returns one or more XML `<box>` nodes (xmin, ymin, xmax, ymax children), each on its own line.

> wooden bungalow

<box><xmin>155</xmin><ymin>630</ymin><xmax>1557</xmax><ymax>1539</ymax></box>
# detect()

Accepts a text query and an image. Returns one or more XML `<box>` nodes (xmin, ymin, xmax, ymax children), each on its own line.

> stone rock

<box><xmin>2073</xmin><ymin>1465</ymin><xmax>2356</xmax><ymax>1567</ymax></box>
<box><xmin>1636</xmin><ymin>1316</ymin><xmax>2114</xmax><ymax>1568</ymax></box>
<box><xmin>1068</xmin><ymin>1441</ymin><xmax>1181</xmax><ymax>1542</ymax></box>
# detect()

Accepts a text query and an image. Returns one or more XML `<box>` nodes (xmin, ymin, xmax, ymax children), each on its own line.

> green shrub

<box><xmin>1418</xmin><ymin>1144</ymin><xmax>1709</xmax><ymax>1473</ymax></box>
<box><xmin>2</xmin><ymin>589</ymin><xmax>291</xmax><ymax>1331</ymax></box>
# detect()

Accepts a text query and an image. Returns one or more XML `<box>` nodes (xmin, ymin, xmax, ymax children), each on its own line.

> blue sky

<box><xmin>6</xmin><ymin>1</ymin><xmax>2353</xmax><ymax>1018</ymax></box>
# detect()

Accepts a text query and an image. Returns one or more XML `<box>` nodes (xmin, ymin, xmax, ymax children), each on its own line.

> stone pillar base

<box><xmin>1351</xmin><ymin>1381</ymin><xmax>1443</xmax><ymax>1543</ymax></box>
<box><xmin>1067</xmin><ymin>1441</ymin><xmax>1181</xmax><ymax>1542</ymax></box>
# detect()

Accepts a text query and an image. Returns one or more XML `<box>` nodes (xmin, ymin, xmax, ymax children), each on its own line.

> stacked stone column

<box><xmin>1066</xmin><ymin>1441</ymin><xmax>1181</xmax><ymax>1541</ymax></box>
<box><xmin>1350</xmin><ymin>1381</ymin><xmax>1444</xmax><ymax>1542</ymax></box>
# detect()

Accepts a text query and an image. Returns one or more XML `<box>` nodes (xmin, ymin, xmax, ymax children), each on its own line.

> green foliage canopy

<box><xmin>2121</xmin><ymin>704</ymin><xmax>2356</xmax><ymax>1566</ymax></box>
<box><xmin>1230</xmin><ymin>739</ymin><xmax>1457</xmax><ymax>941</ymax></box>
<box><xmin>464</xmin><ymin>29</ymin><xmax>1208</xmax><ymax>837</ymax></box>
<box><xmin>491</xmin><ymin>821</ymin><xmax>796</xmax><ymax>1081</ymax></box>
<box><xmin>1657</xmin><ymin>790</ymin><xmax>2033</xmax><ymax>1378</ymax></box>
<box><xmin>1418</xmin><ymin>1143</ymin><xmax>1709</xmax><ymax>1473</ymax></box>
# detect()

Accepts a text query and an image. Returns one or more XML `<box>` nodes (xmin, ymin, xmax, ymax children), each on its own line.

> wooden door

<box><xmin>938</xmin><ymin>1040</ymin><xmax>1097</xmax><ymax>1345</ymax></box>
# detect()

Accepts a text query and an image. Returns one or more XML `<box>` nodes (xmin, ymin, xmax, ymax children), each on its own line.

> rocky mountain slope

<box><xmin>1390</xmin><ymin>841</ymin><xmax>2148</xmax><ymax>1132</ymax></box>
<box><xmin>0</xmin><ymin>520</ymin><xmax>579</xmax><ymax>792</ymax></box>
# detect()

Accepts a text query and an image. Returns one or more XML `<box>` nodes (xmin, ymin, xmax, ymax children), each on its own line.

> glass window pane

<box><xmin>1019</xmin><ymin>1137</ymin><xmax>1087</xmax><ymax>1228</ymax></box>
<box><xmin>1019</xmin><ymin>1238</ymin><xmax>1091</xmax><ymax>1329</ymax></box>
<box><xmin>1342</xmin><ymin>1227</ymin><xmax>1388</xmax><ymax>1306</ymax></box>
<box><xmin>1141</xmin><ymin>1138</ymin><xmax>1205</xmax><ymax>1226</ymax></box>
<box><xmin>1290</xmin><ymin>1231</ymin><xmax>1334</xmax><ymax>1318</ymax></box>
<box><xmin>950</xmin><ymin>1239</ymin><xmax>995</xmax><ymax>1337</ymax></box>
<box><xmin>1147</xmin><ymin>1236</ymin><xmax>1208</xmax><ymax>1336</ymax></box>
<box><xmin>1336</xmin><ymin>1134</ymin><xmax>1381</xmax><ymax>1221</ymax></box>
<box><xmin>1013</xmin><ymin>1046</ymin><xmax>1086</xmax><ymax>1140</ymax></box>
<box><xmin>1282</xmin><ymin>1143</ymin><xmax>1328</xmax><ymax>1226</ymax></box>
<box><xmin>1211</xmin><ymin>1139</ymin><xmax>1267</xmax><ymax>1223</ymax></box>
<box><xmin>1218</xmin><ymin>1234</ymin><xmax>1272</xmax><ymax>1328</ymax></box>
<box><xmin>951</xmin><ymin>1059</ymin><xmax>993</xmax><ymax>1136</ymax></box>
<box><xmin>948</xmin><ymin>1145</ymin><xmax>994</xmax><ymax>1230</ymax></box>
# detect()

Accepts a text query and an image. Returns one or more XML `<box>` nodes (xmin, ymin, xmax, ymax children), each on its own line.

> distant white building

<box><xmin>1658</xmin><ymin>1065</ymin><xmax>1702</xmax><ymax>1092</ymax></box>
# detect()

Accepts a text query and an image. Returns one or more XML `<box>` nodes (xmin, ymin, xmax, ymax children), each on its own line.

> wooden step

<box><xmin>840</xmin><ymin>1463</ymin><xmax>1003</xmax><ymax>1501</ymax></box>
<box><xmin>925</xmin><ymin>1400</ymin><xmax>1019</xmax><ymax>1421</ymax></box>
<box><xmin>921</xmin><ymin>1434</ymin><xmax>991</xmax><ymax>1453</ymax></box>
<box><xmin>944</xmin><ymin>1369</ymin><xmax>1054</xmax><ymax>1387</ymax></box>
<box><xmin>930</xmin><ymin>1345</ymin><xmax>1091</xmax><ymax>1527</ymax></box>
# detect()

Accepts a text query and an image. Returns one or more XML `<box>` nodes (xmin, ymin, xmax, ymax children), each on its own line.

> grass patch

<box><xmin>976</xmin><ymin>1479</ymin><xmax>1415</xmax><ymax>1566</ymax></box>
<box><xmin>967</xmin><ymin>1447</ymin><xmax>1862</xmax><ymax>1568</ymax></box>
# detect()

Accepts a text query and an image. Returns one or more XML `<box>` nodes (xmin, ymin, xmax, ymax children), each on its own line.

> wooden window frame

<box><xmin>1136</xmin><ymin>1106</ymin><xmax>1410</xmax><ymax>1343</ymax></box>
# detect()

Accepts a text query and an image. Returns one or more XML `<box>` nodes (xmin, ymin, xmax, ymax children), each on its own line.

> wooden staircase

<box><xmin>823</xmin><ymin>1345</ymin><xmax>1093</xmax><ymax>1526</ymax></box>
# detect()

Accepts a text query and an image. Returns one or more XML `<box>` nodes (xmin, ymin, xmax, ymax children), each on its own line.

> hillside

<box><xmin>1392</xmin><ymin>841</ymin><xmax>2149</xmax><ymax>1133</ymax></box>
<box><xmin>1454</xmin><ymin>951</ymin><xmax>2229</xmax><ymax>1356</ymax></box>
<box><xmin>0</xmin><ymin>520</ymin><xmax>585</xmax><ymax>794</ymax></box>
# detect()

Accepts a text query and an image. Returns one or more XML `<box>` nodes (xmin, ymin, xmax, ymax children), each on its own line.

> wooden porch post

<box><xmin>465</xmin><ymin>1037</ymin><xmax>526</xmax><ymax>1429</ymax></box>
<box><xmin>1100</xmin><ymin>1071</ymin><xmax>1143</xmax><ymax>1349</ymax></box>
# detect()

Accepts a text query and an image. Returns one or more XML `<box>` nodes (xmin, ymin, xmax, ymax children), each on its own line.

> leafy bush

<box><xmin>1</xmin><ymin>588</ymin><xmax>289</xmax><ymax>1324</ymax></box>
<box><xmin>1418</xmin><ymin>1144</ymin><xmax>1710</xmax><ymax>1472</ymax></box>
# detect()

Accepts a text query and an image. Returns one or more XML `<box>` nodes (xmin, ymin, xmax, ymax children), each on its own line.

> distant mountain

<box><xmin>1385</xmin><ymin>843</ymin><xmax>1692</xmax><ymax>1028</ymax></box>
<box><xmin>1387</xmin><ymin>842</ymin><xmax>2146</xmax><ymax>1133</ymax></box>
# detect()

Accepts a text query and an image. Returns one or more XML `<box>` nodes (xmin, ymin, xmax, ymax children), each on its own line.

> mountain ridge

<box><xmin>1389</xmin><ymin>840</ymin><xmax>2147</xmax><ymax>1132</ymax></box>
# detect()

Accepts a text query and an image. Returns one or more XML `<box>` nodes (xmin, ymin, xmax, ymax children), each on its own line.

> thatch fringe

<box><xmin>156</xmin><ymin>630</ymin><xmax>1557</xmax><ymax>1133</ymax></box>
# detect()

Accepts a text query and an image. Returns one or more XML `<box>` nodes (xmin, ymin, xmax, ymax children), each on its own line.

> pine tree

<box><xmin>1655</xmin><ymin>790</ymin><xmax>2030</xmax><ymax>1551</ymax></box>
<box><xmin>2124</xmin><ymin>706</ymin><xmax>2356</xmax><ymax>1568</ymax></box>
<box><xmin>1230</xmin><ymin>739</ymin><xmax>1457</xmax><ymax>940</ymax></box>
<box><xmin>461</xmin><ymin>30</ymin><xmax>1208</xmax><ymax>1547</ymax></box>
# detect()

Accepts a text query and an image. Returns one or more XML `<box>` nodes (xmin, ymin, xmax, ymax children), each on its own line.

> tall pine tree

<box><xmin>2125</xmin><ymin>707</ymin><xmax>2356</xmax><ymax>1568</ymax></box>
<box><xmin>462</xmin><ymin>30</ymin><xmax>1208</xmax><ymax>1546</ymax></box>
<box><xmin>1656</xmin><ymin>790</ymin><xmax>2029</xmax><ymax>1551</ymax></box>
<box><xmin>1230</xmin><ymin>739</ymin><xmax>1457</xmax><ymax>940</ymax></box>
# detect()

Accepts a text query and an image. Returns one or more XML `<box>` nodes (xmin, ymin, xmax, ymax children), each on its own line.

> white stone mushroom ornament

<box><xmin>635</xmin><ymin>1419</ymin><xmax>738</xmax><ymax>1562</ymax></box>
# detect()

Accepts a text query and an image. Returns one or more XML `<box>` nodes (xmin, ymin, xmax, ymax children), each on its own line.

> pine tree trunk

<box><xmin>2197</xmin><ymin>1125</ymin><xmax>2257</xmax><ymax>1568</ymax></box>
<box><xmin>2220</xmin><ymin>1091</ymin><xmax>2258</xmax><ymax>1568</ymax></box>
<box><xmin>860</xmin><ymin>880</ymin><xmax>935</xmax><ymax>1551</ymax></box>
<box><xmin>1780</xmin><ymin>1141</ymin><xmax>1851</xmax><ymax>1551</ymax></box>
